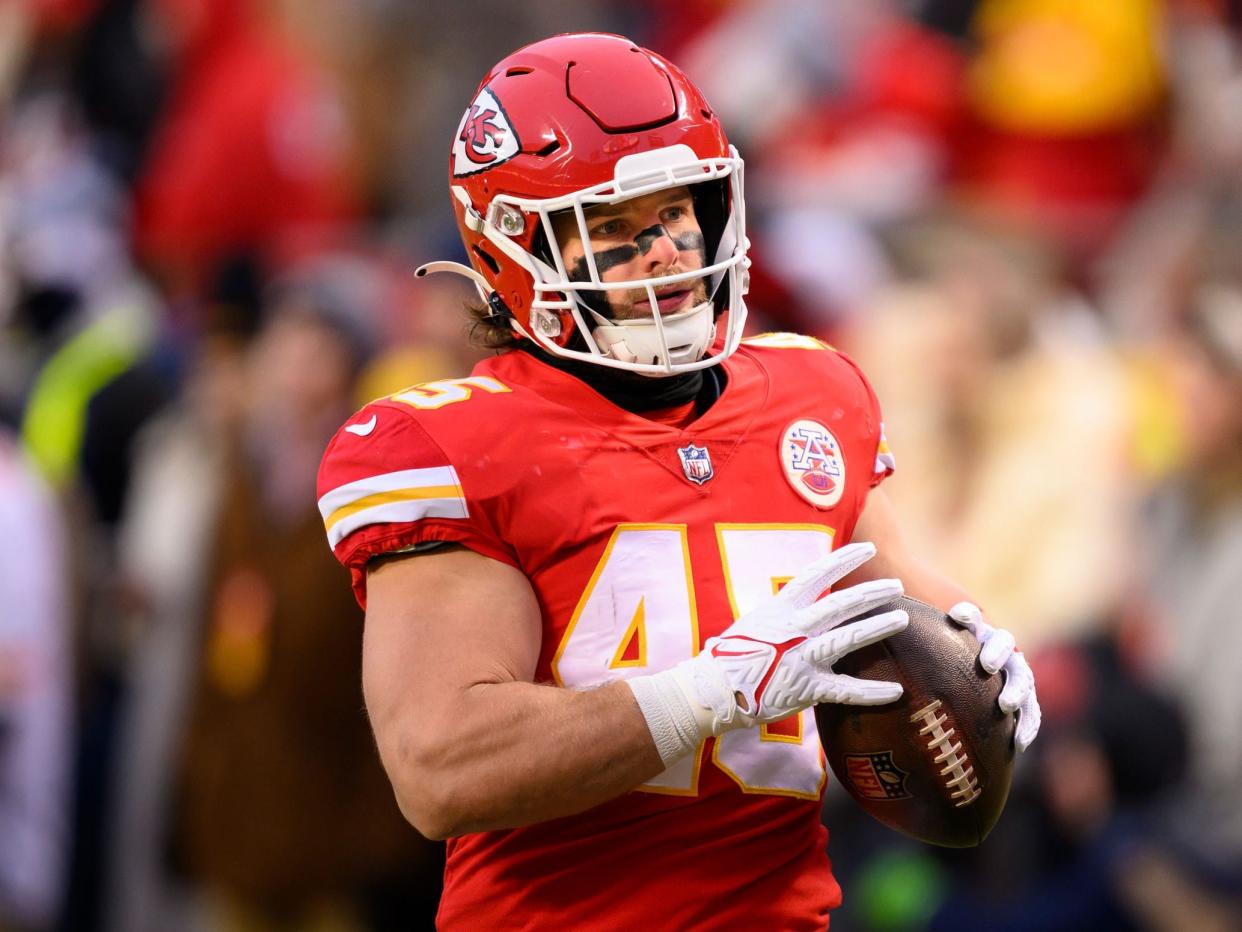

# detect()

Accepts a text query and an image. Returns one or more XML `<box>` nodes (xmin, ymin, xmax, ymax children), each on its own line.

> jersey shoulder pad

<box><xmin>317</xmin><ymin>378</ymin><xmax>526</xmax><ymax>607</ymax></box>
<box><xmin>320</xmin><ymin>371</ymin><xmax>524</xmax><ymax>495</ymax></box>
<box><xmin>381</xmin><ymin>374</ymin><xmax>514</xmax><ymax>414</ymax></box>
<box><xmin>744</xmin><ymin>334</ymin><xmax>896</xmax><ymax>484</ymax></box>
<box><xmin>741</xmin><ymin>332</ymin><xmax>836</xmax><ymax>352</ymax></box>
<box><xmin>742</xmin><ymin>331</ymin><xmax>860</xmax><ymax>387</ymax></box>
<box><xmin>317</xmin><ymin>399</ymin><xmax>468</xmax><ymax>556</ymax></box>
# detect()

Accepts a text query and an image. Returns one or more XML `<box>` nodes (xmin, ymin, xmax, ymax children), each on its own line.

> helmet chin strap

<box><xmin>588</xmin><ymin>301</ymin><xmax>717</xmax><ymax>375</ymax></box>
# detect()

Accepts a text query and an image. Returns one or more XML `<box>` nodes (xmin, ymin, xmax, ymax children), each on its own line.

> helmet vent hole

<box><xmin>701</xmin><ymin>108</ymin><xmax>712</xmax><ymax>119</ymax></box>
<box><xmin>472</xmin><ymin>244</ymin><xmax>501</xmax><ymax>275</ymax></box>
<box><xmin>534</xmin><ymin>139</ymin><xmax>561</xmax><ymax>157</ymax></box>
<box><xmin>505</xmin><ymin>66</ymin><xmax>533</xmax><ymax>77</ymax></box>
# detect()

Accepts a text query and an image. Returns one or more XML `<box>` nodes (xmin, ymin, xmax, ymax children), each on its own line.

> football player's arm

<box><xmin>842</xmin><ymin>488</ymin><xmax>972</xmax><ymax>611</ymax></box>
<box><xmin>361</xmin><ymin>544</ymin><xmax>665</xmax><ymax>840</ymax></box>
<box><xmin>363</xmin><ymin>536</ymin><xmax>911</xmax><ymax>838</ymax></box>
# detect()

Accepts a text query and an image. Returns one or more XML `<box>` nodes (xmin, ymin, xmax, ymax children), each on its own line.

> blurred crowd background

<box><xmin>2</xmin><ymin>1</ymin><xmax>1242</xmax><ymax>930</ymax></box>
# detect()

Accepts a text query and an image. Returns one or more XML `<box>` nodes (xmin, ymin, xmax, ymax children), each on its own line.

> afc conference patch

<box><xmin>780</xmin><ymin>418</ymin><xmax>845</xmax><ymax>508</ymax></box>
<box><xmin>844</xmin><ymin>752</ymin><xmax>912</xmax><ymax>801</ymax></box>
<box><xmin>677</xmin><ymin>443</ymin><xmax>714</xmax><ymax>485</ymax></box>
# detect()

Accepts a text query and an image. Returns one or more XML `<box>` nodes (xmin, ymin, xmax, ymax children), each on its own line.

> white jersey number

<box><xmin>552</xmin><ymin>523</ymin><xmax>836</xmax><ymax>798</ymax></box>
<box><xmin>389</xmin><ymin>376</ymin><xmax>510</xmax><ymax>410</ymax></box>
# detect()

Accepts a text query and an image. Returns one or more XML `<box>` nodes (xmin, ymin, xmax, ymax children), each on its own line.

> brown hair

<box><xmin>466</xmin><ymin>300</ymin><xmax>520</xmax><ymax>350</ymax></box>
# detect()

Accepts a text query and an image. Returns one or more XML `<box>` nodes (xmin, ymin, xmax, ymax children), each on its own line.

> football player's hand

<box><xmin>669</xmin><ymin>542</ymin><xmax>908</xmax><ymax>736</ymax></box>
<box><xmin>948</xmin><ymin>602</ymin><xmax>1041</xmax><ymax>751</ymax></box>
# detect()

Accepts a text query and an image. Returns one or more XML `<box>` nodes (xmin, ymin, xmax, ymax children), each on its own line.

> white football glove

<box><xmin>628</xmin><ymin>543</ymin><xmax>909</xmax><ymax>765</ymax></box>
<box><xmin>948</xmin><ymin>602</ymin><xmax>1041</xmax><ymax>752</ymax></box>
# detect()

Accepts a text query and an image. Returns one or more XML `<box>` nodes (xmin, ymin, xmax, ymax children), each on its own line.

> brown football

<box><xmin>815</xmin><ymin>595</ymin><xmax>1015</xmax><ymax>848</ymax></box>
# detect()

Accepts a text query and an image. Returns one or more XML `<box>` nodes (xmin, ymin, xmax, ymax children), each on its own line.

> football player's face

<box><xmin>554</xmin><ymin>186</ymin><xmax>709</xmax><ymax>321</ymax></box>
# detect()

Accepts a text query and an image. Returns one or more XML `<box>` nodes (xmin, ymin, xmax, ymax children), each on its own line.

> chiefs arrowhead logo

<box><xmin>452</xmin><ymin>87</ymin><xmax>521</xmax><ymax>176</ymax></box>
<box><xmin>461</xmin><ymin>105</ymin><xmax>505</xmax><ymax>156</ymax></box>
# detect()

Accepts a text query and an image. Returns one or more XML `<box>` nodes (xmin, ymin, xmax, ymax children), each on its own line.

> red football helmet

<box><xmin>417</xmin><ymin>33</ymin><xmax>750</xmax><ymax>376</ymax></box>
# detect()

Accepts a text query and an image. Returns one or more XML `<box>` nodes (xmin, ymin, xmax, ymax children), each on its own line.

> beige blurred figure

<box><xmin>846</xmin><ymin>213</ymin><xmax>1136</xmax><ymax>648</ymax></box>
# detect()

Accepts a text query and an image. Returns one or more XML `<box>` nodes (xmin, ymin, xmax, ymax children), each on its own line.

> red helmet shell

<box><xmin>448</xmin><ymin>33</ymin><xmax>731</xmax><ymax>344</ymax></box>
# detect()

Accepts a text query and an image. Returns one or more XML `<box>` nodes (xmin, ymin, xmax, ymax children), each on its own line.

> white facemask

<box><xmin>588</xmin><ymin>300</ymin><xmax>717</xmax><ymax>373</ymax></box>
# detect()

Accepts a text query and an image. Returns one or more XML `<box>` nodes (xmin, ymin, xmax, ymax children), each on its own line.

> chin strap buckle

<box><xmin>486</xmin><ymin>291</ymin><xmax>512</xmax><ymax>322</ymax></box>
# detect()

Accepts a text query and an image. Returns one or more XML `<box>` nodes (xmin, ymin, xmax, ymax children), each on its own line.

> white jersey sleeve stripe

<box><xmin>318</xmin><ymin>466</ymin><xmax>469</xmax><ymax>548</ymax></box>
<box><xmin>325</xmin><ymin>495</ymin><xmax>469</xmax><ymax>549</ymax></box>
<box><xmin>323</xmin><ymin>485</ymin><xmax>464</xmax><ymax>533</ymax></box>
<box><xmin>874</xmin><ymin>424</ymin><xmax>896</xmax><ymax>475</ymax></box>
<box><xmin>318</xmin><ymin>466</ymin><xmax>462</xmax><ymax>520</ymax></box>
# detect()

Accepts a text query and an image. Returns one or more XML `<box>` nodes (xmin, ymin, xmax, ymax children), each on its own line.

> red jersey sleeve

<box><xmin>742</xmin><ymin>332</ymin><xmax>896</xmax><ymax>488</ymax></box>
<box><xmin>832</xmin><ymin>348</ymin><xmax>897</xmax><ymax>488</ymax></box>
<box><xmin>316</xmin><ymin>401</ymin><xmax>517</xmax><ymax>607</ymax></box>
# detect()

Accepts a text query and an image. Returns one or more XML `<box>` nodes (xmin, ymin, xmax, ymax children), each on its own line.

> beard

<box><xmin>607</xmin><ymin>273</ymin><xmax>710</xmax><ymax>321</ymax></box>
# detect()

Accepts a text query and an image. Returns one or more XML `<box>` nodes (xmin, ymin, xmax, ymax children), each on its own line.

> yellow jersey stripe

<box><xmin>323</xmin><ymin>484</ymin><xmax>464</xmax><ymax>533</ymax></box>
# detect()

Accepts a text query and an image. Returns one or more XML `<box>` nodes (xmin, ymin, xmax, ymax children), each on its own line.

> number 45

<box><xmin>552</xmin><ymin>524</ymin><xmax>838</xmax><ymax>799</ymax></box>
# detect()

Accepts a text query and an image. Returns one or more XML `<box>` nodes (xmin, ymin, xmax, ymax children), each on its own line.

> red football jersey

<box><xmin>317</xmin><ymin>334</ymin><xmax>895</xmax><ymax>930</ymax></box>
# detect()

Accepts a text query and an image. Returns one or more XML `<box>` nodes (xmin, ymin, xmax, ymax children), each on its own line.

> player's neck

<box><xmin>517</xmin><ymin>342</ymin><xmax>725</xmax><ymax>416</ymax></box>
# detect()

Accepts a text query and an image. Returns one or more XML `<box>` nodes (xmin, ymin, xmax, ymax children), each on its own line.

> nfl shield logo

<box><xmin>677</xmin><ymin>443</ymin><xmax>714</xmax><ymax>485</ymax></box>
<box><xmin>844</xmin><ymin>751</ymin><xmax>912</xmax><ymax>800</ymax></box>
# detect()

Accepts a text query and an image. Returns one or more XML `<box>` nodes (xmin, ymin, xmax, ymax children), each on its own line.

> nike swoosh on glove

<box><xmin>628</xmin><ymin>543</ymin><xmax>910</xmax><ymax>765</ymax></box>
<box><xmin>948</xmin><ymin>602</ymin><xmax>1042</xmax><ymax>752</ymax></box>
<box><xmin>667</xmin><ymin>542</ymin><xmax>908</xmax><ymax>735</ymax></box>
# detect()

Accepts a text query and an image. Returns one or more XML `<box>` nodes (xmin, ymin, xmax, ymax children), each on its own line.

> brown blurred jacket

<box><xmin>170</xmin><ymin>453</ymin><xmax>426</xmax><ymax>911</ymax></box>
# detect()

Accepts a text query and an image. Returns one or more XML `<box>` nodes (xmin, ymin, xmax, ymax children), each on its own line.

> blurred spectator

<box><xmin>845</xmin><ymin>211</ymin><xmax>1135</xmax><ymax>647</ymax></box>
<box><xmin>926</xmin><ymin>631</ymin><xmax>1228</xmax><ymax>932</ymax></box>
<box><xmin>1092</xmin><ymin>0</ymin><xmax>1242</xmax><ymax>342</ymax></box>
<box><xmin>106</xmin><ymin>316</ymin><xmax>248</xmax><ymax>932</ymax></box>
<box><xmin>677</xmin><ymin>0</ymin><xmax>963</xmax><ymax>328</ymax></box>
<box><xmin>952</xmin><ymin>0</ymin><xmax>1168</xmax><ymax>259</ymax></box>
<box><xmin>0</xmin><ymin>87</ymin><xmax>176</xmax><ymax>932</ymax></box>
<box><xmin>132</xmin><ymin>0</ymin><xmax>361</xmax><ymax>300</ymax></box>
<box><xmin>110</xmin><ymin>256</ymin><xmax>438</xmax><ymax>932</ymax></box>
<box><xmin>0</xmin><ymin>430</ymin><xmax>73</xmax><ymax>931</ymax></box>
<box><xmin>1144</xmin><ymin>287</ymin><xmax>1242</xmax><ymax>877</ymax></box>
<box><xmin>1</xmin><ymin>92</ymin><xmax>165</xmax><ymax>502</ymax></box>
<box><xmin>352</xmin><ymin>270</ymin><xmax>486</xmax><ymax>405</ymax></box>
<box><xmin>71</xmin><ymin>0</ymin><xmax>169</xmax><ymax>183</ymax></box>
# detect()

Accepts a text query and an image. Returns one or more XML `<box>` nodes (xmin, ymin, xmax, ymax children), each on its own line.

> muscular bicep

<box><xmin>360</xmin><ymin>546</ymin><xmax>663</xmax><ymax>837</ymax></box>
<box><xmin>845</xmin><ymin>489</ymin><xmax>973</xmax><ymax>612</ymax></box>
<box><xmin>361</xmin><ymin>546</ymin><xmax>542</xmax><ymax>760</ymax></box>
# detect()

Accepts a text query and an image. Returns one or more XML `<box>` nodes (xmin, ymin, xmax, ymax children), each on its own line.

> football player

<box><xmin>317</xmin><ymin>33</ymin><xmax>1040</xmax><ymax>929</ymax></box>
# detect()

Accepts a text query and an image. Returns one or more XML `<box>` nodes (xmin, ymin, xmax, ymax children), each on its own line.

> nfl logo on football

<box><xmin>677</xmin><ymin>443</ymin><xmax>714</xmax><ymax>485</ymax></box>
